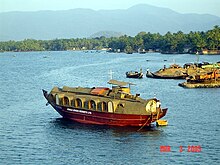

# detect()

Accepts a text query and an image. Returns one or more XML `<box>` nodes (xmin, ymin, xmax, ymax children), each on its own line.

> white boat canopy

<box><xmin>108</xmin><ymin>79</ymin><xmax>135</xmax><ymax>87</ymax></box>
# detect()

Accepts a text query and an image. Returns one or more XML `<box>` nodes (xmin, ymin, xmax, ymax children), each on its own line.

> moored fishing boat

<box><xmin>43</xmin><ymin>80</ymin><xmax>168</xmax><ymax>128</ymax></box>
<box><xmin>146</xmin><ymin>64</ymin><xmax>188</xmax><ymax>79</ymax></box>
<box><xmin>126</xmin><ymin>70</ymin><xmax>143</xmax><ymax>79</ymax></box>
<box><xmin>146</xmin><ymin>71</ymin><xmax>187</xmax><ymax>79</ymax></box>
<box><xmin>179</xmin><ymin>69</ymin><xmax>220</xmax><ymax>88</ymax></box>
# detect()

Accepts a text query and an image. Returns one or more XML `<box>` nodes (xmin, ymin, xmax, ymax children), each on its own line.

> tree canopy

<box><xmin>0</xmin><ymin>26</ymin><xmax>219</xmax><ymax>54</ymax></box>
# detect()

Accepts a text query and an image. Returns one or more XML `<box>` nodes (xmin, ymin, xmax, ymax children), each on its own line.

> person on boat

<box><xmin>156</xmin><ymin>100</ymin><xmax>161</xmax><ymax>108</ymax></box>
<box><xmin>163</xmin><ymin>65</ymin><xmax>166</xmax><ymax>71</ymax></box>
<box><xmin>156</xmin><ymin>100</ymin><xmax>161</xmax><ymax>120</ymax></box>
<box><xmin>146</xmin><ymin>68</ymin><xmax>149</xmax><ymax>74</ymax></box>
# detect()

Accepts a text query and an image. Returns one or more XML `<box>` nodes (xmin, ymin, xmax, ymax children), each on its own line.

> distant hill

<box><xmin>0</xmin><ymin>4</ymin><xmax>220</xmax><ymax>41</ymax></box>
<box><xmin>90</xmin><ymin>31</ymin><xmax>124</xmax><ymax>38</ymax></box>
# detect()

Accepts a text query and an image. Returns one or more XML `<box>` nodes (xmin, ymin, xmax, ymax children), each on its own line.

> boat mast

<box><xmin>109</xmin><ymin>69</ymin><xmax>114</xmax><ymax>80</ymax></box>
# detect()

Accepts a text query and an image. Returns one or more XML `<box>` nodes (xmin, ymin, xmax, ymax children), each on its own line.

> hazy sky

<box><xmin>0</xmin><ymin>0</ymin><xmax>220</xmax><ymax>17</ymax></box>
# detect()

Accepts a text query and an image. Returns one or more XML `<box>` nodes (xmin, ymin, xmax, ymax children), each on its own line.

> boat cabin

<box><xmin>46</xmin><ymin>80</ymin><xmax>160</xmax><ymax>116</ymax></box>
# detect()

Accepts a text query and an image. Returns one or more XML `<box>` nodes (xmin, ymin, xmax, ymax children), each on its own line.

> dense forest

<box><xmin>0</xmin><ymin>26</ymin><xmax>220</xmax><ymax>54</ymax></box>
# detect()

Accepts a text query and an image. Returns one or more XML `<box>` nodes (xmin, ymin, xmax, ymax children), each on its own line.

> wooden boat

<box><xmin>146</xmin><ymin>71</ymin><xmax>187</xmax><ymax>79</ymax></box>
<box><xmin>43</xmin><ymin>80</ymin><xmax>168</xmax><ymax>128</ymax></box>
<box><xmin>178</xmin><ymin>69</ymin><xmax>220</xmax><ymax>88</ymax></box>
<box><xmin>126</xmin><ymin>69</ymin><xmax>143</xmax><ymax>78</ymax></box>
<box><xmin>156</xmin><ymin>120</ymin><xmax>168</xmax><ymax>126</ymax></box>
<box><xmin>187</xmin><ymin>69</ymin><xmax>220</xmax><ymax>83</ymax></box>
<box><xmin>146</xmin><ymin>64</ymin><xmax>188</xmax><ymax>79</ymax></box>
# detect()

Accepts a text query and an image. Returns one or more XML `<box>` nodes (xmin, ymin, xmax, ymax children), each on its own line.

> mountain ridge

<box><xmin>0</xmin><ymin>4</ymin><xmax>220</xmax><ymax>41</ymax></box>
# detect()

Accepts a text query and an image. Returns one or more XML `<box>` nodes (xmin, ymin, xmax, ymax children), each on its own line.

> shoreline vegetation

<box><xmin>0</xmin><ymin>26</ymin><xmax>220</xmax><ymax>55</ymax></box>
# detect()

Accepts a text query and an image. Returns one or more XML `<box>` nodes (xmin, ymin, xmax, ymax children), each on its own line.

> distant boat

<box><xmin>179</xmin><ymin>69</ymin><xmax>220</xmax><ymax>88</ymax></box>
<box><xmin>146</xmin><ymin>71</ymin><xmax>187</xmax><ymax>79</ymax></box>
<box><xmin>42</xmin><ymin>79</ymin><xmax>168</xmax><ymax>128</ymax></box>
<box><xmin>146</xmin><ymin>64</ymin><xmax>188</xmax><ymax>79</ymax></box>
<box><xmin>126</xmin><ymin>69</ymin><xmax>143</xmax><ymax>79</ymax></box>
<box><xmin>186</xmin><ymin>69</ymin><xmax>220</xmax><ymax>83</ymax></box>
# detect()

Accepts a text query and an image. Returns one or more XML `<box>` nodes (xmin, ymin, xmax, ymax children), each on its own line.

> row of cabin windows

<box><xmin>60</xmin><ymin>96</ymin><xmax>108</xmax><ymax>112</ymax></box>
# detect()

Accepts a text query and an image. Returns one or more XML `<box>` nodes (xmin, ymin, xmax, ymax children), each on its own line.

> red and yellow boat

<box><xmin>43</xmin><ymin>80</ymin><xmax>168</xmax><ymax>128</ymax></box>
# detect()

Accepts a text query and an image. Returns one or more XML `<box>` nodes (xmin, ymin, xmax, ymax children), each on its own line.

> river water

<box><xmin>0</xmin><ymin>51</ymin><xmax>219</xmax><ymax>164</ymax></box>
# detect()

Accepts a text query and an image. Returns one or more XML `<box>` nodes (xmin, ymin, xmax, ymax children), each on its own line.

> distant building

<box><xmin>200</xmin><ymin>49</ymin><xmax>220</xmax><ymax>55</ymax></box>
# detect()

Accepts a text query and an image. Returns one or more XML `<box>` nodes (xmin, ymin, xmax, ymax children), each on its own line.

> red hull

<box><xmin>52</xmin><ymin>104</ymin><xmax>167</xmax><ymax>127</ymax></box>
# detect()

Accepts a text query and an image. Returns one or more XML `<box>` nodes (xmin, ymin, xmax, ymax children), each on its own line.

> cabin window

<box><xmin>97</xmin><ymin>102</ymin><xmax>107</xmax><ymax>112</ymax></box>
<box><xmin>97</xmin><ymin>103</ymin><xmax>102</xmax><ymax>112</ymax></box>
<box><xmin>63</xmin><ymin>96</ymin><xmax>69</xmax><ymax>106</ymax></box>
<box><xmin>118</xmin><ymin>103</ymin><xmax>124</xmax><ymax>108</ymax></box>
<box><xmin>108</xmin><ymin>102</ymin><xmax>114</xmax><ymax>113</ymax></box>
<box><xmin>75</xmin><ymin>98</ymin><xmax>82</xmax><ymax>108</ymax></box>
<box><xmin>55</xmin><ymin>94</ymin><xmax>59</xmax><ymax>105</ymax></box>
<box><xmin>89</xmin><ymin>100</ymin><xmax>96</xmax><ymax>110</ymax></box>
<box><xmin>102</xmin><ymin>102</ymin><xmax>107</xmax><ymax>112</ymax></box>
<box><xmin>116</xmin><ymin>103</ymin><xmax>125</xmax><ymax>113</ymax></box>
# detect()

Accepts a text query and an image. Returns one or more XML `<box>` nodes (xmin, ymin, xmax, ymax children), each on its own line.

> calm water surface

<box><xmin>0</xmin><ymin>51</ymin><xmax>219</xmax><ymax>164</ymax></box>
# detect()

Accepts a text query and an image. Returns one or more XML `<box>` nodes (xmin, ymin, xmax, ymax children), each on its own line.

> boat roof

<box><xmin>108</xmin><ymin>79</ymin><xmax>135</xmax><ymax>87</ymax></box>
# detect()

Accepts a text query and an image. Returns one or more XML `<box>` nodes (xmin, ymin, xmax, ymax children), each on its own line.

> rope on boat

<box><xmin>137</xmin><ymin>117</ymin><xmax>151</xmax><ymax>131</ymax></box>
<box><xmin>156</xmin><ymin>108</ymin><xmax>160</xmax><ymax>120</ymax></box>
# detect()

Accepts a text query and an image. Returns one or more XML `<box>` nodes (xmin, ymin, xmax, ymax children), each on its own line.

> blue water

<box><xmin>0</xmin><ymin>51</ymin><xmax>219</xmax><ymax>164</ymax></box>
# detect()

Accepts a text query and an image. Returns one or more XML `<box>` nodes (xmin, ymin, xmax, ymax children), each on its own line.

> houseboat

<box><xmin>43</xmin><ymin>80</ymin><xmax>168</xmax><ymax>128</ymax></box>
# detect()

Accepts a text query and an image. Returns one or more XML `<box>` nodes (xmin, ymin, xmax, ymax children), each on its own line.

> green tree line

<box><xmin>0</xmin><ymin>25</ymin><xmax>219</xmax><ymax>54</ymax></box>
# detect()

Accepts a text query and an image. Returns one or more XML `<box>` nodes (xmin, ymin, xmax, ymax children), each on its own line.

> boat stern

<box><xmin>159</xmin><ymin>108</ymin><xmax>168</xmax><ymax>119</ymax></box>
